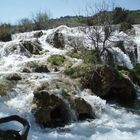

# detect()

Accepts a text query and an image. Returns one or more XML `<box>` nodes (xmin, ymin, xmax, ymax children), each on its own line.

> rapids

<box><xmin>0</xmin><ymin>25</ymin><xmax>140</xmax><ymax>140</ymax></box>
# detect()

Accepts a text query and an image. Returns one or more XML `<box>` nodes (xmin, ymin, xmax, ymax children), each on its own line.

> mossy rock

<box><xmin>32</xmin><ymin>90</ymin><xmax>70</xmax><ymax>127</ymax></box>
<box><xmin>64</xmin><ymin>63</ymin><xmax>96</xmax><ymax>81</ymax></box>
<box><xmin>47</xmin><ymin>54</ymin><xmax>72</xmax><ymax>71</ymax></box>
<box><xmin>25</xmin><ymin>61</ymin><xmax>49</xmax><ymax>73</ymax></box>
<box><xmin>35</xmin><ymin>77</ymin><xmax>78</xmax><ymax>95</ymax></box>
<box><xmin>0</xmin><ymin>78</ymin><xmax>15</xmax><ymax>96</ymax></box>
<box><xmin>47</xmin><ymin>55</ymin><xmax>66</xmax><ymax>66</ymax></box>
<box><xmin>67</xmin><ymin>48</ymin><xmax>97</xmax><ymax>64</ymax></box>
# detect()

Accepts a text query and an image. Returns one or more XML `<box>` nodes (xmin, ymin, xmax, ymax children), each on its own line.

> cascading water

<box><xmin>0</xmin><ymin>25</ymin><xmax>140</xmax><ymax>140</ymax></box>
<box><xmin>134</xmin><ymin>25</ymin><xmax>140</xmax><ymax>63</ymax></box>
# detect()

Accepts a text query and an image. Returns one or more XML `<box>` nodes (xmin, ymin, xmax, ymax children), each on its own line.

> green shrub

<box><xmin>47</xmin><ymin>55</ymin><xmax>66</xmax><ymax>66</ymax></box>
<box><xmin>64</xmin><ymin>63</ymin><xmax>94</xmax><ymax>80</ymax></box>
<box><xmin>0</xmin><ymin>23</ymin><xmax>12</xmax><ymax>41</ymax></box>
<box><xmin>67</xmin><ymin>48</ymin><xmax>97</xmax><ymax>64</ymax></box>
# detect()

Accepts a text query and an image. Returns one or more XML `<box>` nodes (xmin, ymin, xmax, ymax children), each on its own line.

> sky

<box><xmin>0</xmin><ymin>0</ymin><xmax>140</xmax><ymax>24</ymax></box>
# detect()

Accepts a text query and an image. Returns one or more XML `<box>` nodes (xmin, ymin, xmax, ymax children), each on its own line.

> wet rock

<box><xmin>6</xmin><ymin>73</ymin><xmax>22</xmax><ymax>81</ymax></box>
<box><xmin>33</xmin><ymin>65</ymin><xmax>50</xmax><ymax>73</ymax></box>
<box><xmin>32</xmin><ymin>77</ymin><xmax>95</xmax><ymax>127</ymax></box>
<box><xmin>3</xmin><ymin>43</ymin><xmax>31</xmax><ymax>57</ymax></box>
<box><xmin>33</xmin><ymin>31</ymin><xmax>43</xmax><ymax>38</ymax></box>
<box><xmin>22</xmin><ymin>67</ymin><xmax>31</xmax><ymax>73</ymax></box>
<box><xmin>72</xmin><ymin>97</ymin><xmax>94</xmax><ymax>120</ymax></box>
<box><xmin>22</xmin><ymin>39</ymin><xmax>42</xmax><ymax>54</ymax></box>
<box><xmin>46</xmin><ymin>30</ymin><xmax>65</xmax><ymax>49</ymax></box>
<box><xmin>32</xmin><ymin>90</ymin><xmax>70</xmax><ymax>127</ymax></box>
<box><xmin>83</xmin><ymin>65</ymin><xmax>136</xmax><ymax>106</ymax></box>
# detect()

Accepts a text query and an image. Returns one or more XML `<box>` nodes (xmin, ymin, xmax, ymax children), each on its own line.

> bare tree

<box><xmin>81</xmin><ymin>0</ymin><xmax>115</xmax><ymax>63</ymax></box>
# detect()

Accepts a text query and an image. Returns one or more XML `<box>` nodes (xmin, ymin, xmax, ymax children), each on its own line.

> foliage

<box><xmin>18</xmin><ymin>18</ymin><xmax>34</xmax><ymax>32</ymax></box>
<box><xmin>32</xmin><ymin>11</ymin><xmax>49</xmax><ymax>30</ymax></box>
<box><xmin>67</xmin><ymin>48</ymin><xmax>97</xmax><ymax>64</ymax></box>
<box><xmin>0</xmin><ymin>23</ymin><xmax>12</xmax><ymax>41</ymax></box>
<box><xmin>47</xmin><ymin>54</ymin><xmax>66</xmax><ymax>66</ymax></box>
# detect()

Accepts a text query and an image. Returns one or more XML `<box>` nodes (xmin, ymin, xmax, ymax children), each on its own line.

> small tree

<box><xmin>18</xmin><ymin>18</ymin><xmax>34</xmax><ymax>32</ymax></box>
<box><xmin>32</xmin><ymin>11</ymin><xmax>49</xmax><ymax>30</ymax></box>
<box><xmin>82</xmin><ymin>1</ymin><xmax>114</xmax><ymax>63</ymax></box>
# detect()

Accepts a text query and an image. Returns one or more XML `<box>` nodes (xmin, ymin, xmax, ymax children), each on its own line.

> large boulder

<box><xmin>32</xmin><ymin>90</ymin><xmax>70</xmax><ymax>127</ymax></box>
<box><xmin>83</xmin><ymin>65</ymin><xmax>136</xmax><ymax>106</ymax></box>
<box><xmin>32</xmin><ymin>77</ymin><xmax>95</xmax><ymax>127</ymax></box>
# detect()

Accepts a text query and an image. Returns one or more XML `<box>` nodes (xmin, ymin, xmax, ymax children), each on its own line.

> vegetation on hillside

<box><xmin>0</xmin><ymin>7</ymin><xmax>139</xmax><ymax>42</ymax></box>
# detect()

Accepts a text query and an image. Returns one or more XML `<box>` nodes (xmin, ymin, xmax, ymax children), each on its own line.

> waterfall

<box><xmin>134</xmin><ymin>25</ymin><xmax>140</xmax><ymax>63</ymax></box>
<box><xmin>0</xmin><ymin>26</ymin><xmax>140</xmax><ymax>140</ymax></box>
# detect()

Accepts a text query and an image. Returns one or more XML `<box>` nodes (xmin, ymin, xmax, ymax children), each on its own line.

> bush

<box><xmin>0</xmin><ymin>23</ymin><xmax>12</xmax><ymax>41</ymax></box>
<box><xmin>47</xmin><ymin>55</ymin><xmax>66</xmax><ymax>66</ymax></box>
<box><xmin>67</xmin><ymin>48</ymin><xmax>97</xmax><ymax>64</ymax></box>
<box><xmin>32</xmin><ymin>11</ymin><xmax>49</xmax><ymax>30</ymax></box>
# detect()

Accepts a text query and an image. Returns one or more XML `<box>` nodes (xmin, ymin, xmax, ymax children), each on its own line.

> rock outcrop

<box><xmin>83</xmin><ymin>65</ymin><xmax>136</xmax><ymax>106</ymax></box>
<box><xmin>32</xmin><ymin>77</ymin><xmax>95</xmax><ymax>127</ymax></box>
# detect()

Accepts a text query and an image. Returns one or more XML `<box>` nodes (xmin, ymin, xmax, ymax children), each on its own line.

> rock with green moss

<box><xmin>25</xmin><ymin>61</ymin><xmax>50</xmax><ymax>73</ymax></box>
<box><xmin>32</xmin><ymin>90</ymin><xmax>70</xmax><ymax>127</ymax></box>
<box><xmin>0</xmin><ymin>78</ymin><xmax>15</xmax><ymax>96</ymax></box>
<box><xmin>67</xmin><ymin>48</ymin><xmax>97</xmax><ymax>64</ymax></box>
<box><xmin>83</xmin><ymin>65</ymin><xmax>136</xmax><ymax>106</ymax></box>
<box><xmin>47</xmin><ymin>54</ymin><xmax>72</xmax><ymax>71</ymax></box>
<box><xmin>32</xmin><ymin>77</ymin><xmax>95</xmax><ymax>127</ymax></box>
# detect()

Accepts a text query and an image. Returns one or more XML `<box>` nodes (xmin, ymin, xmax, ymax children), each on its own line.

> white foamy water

<box><xmin>134</xmin><ymin>25</ymin><xmax>140</xmax><ymax>63</ymax></box>
<box><xmin>0</xmin><ymin>25</ymin><xmax>140</xmax><ymax>140</ymax></box>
